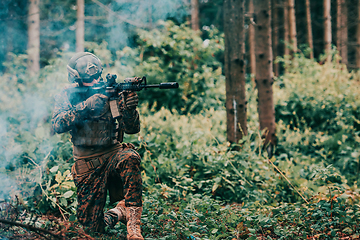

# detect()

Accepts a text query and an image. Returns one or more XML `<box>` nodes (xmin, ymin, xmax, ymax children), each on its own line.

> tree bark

<box><xmin>248</xmin><ymin>0</ymin><xmax>256</xmax><ymax>81</ymax></box>
<box><xmin>336</xmin><ymin>0</ymin><xmax>348</xmax><ymax>65</ymax></box>
<box><xmin>357</xmin><ymin>0</ymin><xmax>360</xmax><ymax>68</ymax></box>
<box><xmin>272</xmin><ymin>0</ymin><xmax>279</xmax><ymax>76</ymax></box>
<box><xmin>283</xmin><ymin>0</ymin><xmax>289</xmax><ymax>56</ymax></box>
<box><xmin>27</xmin><ymin>0</ymin><xmax>40</xmax><ymax>75</ymax></box>
<box><xmin>6</xmin><ymin>5</ymin><xmax>15</xmax><ymax>62</ymax></box>
<box><xmin>148</xmin><ymin>1</ymin><xmax>153</xmax><ymax>29</ymax></box>
<box><xmin>305</xmin><ymin>0</ymin><xmax>314</xmax><ymax>58</ymax></box>
<box><xmin>224</xmin><ymin>0</ymin><xmax>247</xmax><ymax>145</ymax></box>
<box><xmin>76</xmin><ymin>0</ymin><xmax>85</xmax><ymax>52</ymax></box>
<box><xmin>288</xmin><ymin>0</ymin><xmax>297</xmax><ymax>53</ymax></box>
<box><xmin>254</xmin><ymin>0</ymin><xmax>276</xmax><ymax>154</ymax></box>
<box><xmin>191</xmin><ymin>0</ymin><xmax>200</xmax><ymax>31</ymax></box>
<box><xmin>324</xmin><ymin>0</ymin><xmax>332</xmax><ymax>62</ymax></box>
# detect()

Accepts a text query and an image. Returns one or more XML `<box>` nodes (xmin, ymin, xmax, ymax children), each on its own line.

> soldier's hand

<box><xmin>118</xmin><ymin>92</ymin><xmax>138</xmax><ymax>110</ymax></box>
<box><xmin>125</xmin><ymin>92</ymin><xmax>139</xmax><ymax>109</ymax></box>
<box><xmin>84</xmin><ymin>94</ymin><xmax>109</xmax><ymax>115</ymax></box>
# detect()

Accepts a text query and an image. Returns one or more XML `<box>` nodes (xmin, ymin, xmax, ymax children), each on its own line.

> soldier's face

<box><xmin>83</xmin><ymin>77</ymin><xmax>101</xmax><ymax>86</ymax></box>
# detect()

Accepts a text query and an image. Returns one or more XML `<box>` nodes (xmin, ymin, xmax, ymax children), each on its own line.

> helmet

<box><xmin>67</xmin><ymin>52</ymin><xmax>103</xmax><ymax>84</ymax></box>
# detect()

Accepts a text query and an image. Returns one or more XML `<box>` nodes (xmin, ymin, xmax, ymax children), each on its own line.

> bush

<box><xmin>3</xmin><ymin>28</ymin><xmax>360</xmax><ymax>239</ymax></box>
<box><xmin>0</xmin><ymin>53</ymin><xmax>60</xmax><ymax>201</ymax></box>
<box><xmin>275</xmin><ymin>50</ymin><xmax>360</xmax><ymax>185</ymax></box>
<box><xmin>111</xmin><ymin>20</ymin><xmax>225</xmax><ymax>114</ymax></box>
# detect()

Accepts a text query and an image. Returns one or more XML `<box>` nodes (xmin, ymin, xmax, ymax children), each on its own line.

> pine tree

<box><xmin>27</xmin><ymin>0</ymin><xmax>40</xmax><ymax>74</ymax></box>
<box><xmin>224</xmin><ymin>0</ymin><xmax>247</xmax><ymax>145</ymax></box>
<box><xmin>254</xmin><ymin>0</ymin><xmax>276</xmax><ymax>155</ymax></box>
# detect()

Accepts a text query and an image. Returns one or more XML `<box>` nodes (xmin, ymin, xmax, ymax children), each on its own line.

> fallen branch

<box><xmin>64</xmin><ymin>230</ymin><xmax>95</xmax><ymax>240</ymax></box>
<box><xmin>0</xmin><ymin>218</ymin><xmax>63</xmax><ymax>240</ymax></box>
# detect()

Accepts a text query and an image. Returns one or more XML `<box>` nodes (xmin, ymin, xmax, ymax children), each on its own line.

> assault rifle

<box><xmin>103</xmin><ymin>73</ymin><xmax>179</xmax><ymax>98</ymax></box>
<box><xmin>67</xmin><ymin>73</ymin><xmax>179</xmax><ymax>105</ymax></box>
<box><xmin>68</xmin><ymin>74</ymin><xmax>178</xmax><ymax>118</ymax></box>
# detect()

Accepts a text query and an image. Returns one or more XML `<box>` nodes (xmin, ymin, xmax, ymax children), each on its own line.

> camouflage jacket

<box><xmin>51</xmin><ymin>84</ymin><xmax>140</xmax><ymax>145</ymax></box>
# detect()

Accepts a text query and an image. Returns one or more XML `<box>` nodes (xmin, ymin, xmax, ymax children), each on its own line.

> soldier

<box><xmin>51</xmin><ymin>52</ymin><xmax>144</xmax><ymax>240</ymax></box>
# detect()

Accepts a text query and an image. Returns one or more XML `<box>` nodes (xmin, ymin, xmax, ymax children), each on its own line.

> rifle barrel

<box><xmin>145</xmin><ymin>82</ymin><xmax>179</xmax><ymax>89</ymax></box>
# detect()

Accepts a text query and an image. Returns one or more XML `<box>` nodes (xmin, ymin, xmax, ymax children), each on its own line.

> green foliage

<box><xmin>275</xmin><ymin>50</ymin><xmax>360</xmax><ymax>185</ymax></box>
<box><xmin>112</xmin><ymin>20</ymin><xmax>225</xmax><ymax>114</ymax></box>
<box><xmin>35</xmin><ymin>140</ymin><xmax>77</xmax><ymax>215</ymax></box>
<box><xmin>275</xmin><ymin>51</ymin><xmax>360</xmax><ymax>134</ymax></box>
<box><xmin>0</xmin><ymin>52</ymin><xmax>74</xmax><ymax>211</ymax></box>
<box><xmin>240</xmin><ymin>187</ymin><xmax>360</xmax><ymax>240</ymax></box>
<box><xmin>3</xmin><ymin>25</ymin><xmax>360</xmax><ymax>239</ymax></box>
<box><xmin>111</xmin><ymin>191</ymin><xmax>241</xmax><ymax>240</ymax></box>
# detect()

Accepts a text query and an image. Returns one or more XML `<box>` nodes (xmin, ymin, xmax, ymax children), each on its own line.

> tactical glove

<box><xmin>125</xmin><ymin>92</ymin><xmax>139</xmax><ymax>109</ymax></box>
<box><xmin>76</xmin><ymin>93</ymin><xmax>109</xmax><ymax>118</ymax></box>
<box><xmin>118</xmin><ymin>92</ymin><xmax>138</xmax><ymax>111</ymax></box>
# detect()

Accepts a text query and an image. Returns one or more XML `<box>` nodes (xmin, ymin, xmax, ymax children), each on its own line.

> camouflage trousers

<box><xmin>71</xmin><ymin>144</ymin><xmax>142</xmax><ymax>232</ymax></box>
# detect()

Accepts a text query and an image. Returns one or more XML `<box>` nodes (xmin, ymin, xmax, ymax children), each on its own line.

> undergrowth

<box><xmin>1</xmin><ymin>28</ymin><xmax>360</xmax><ymax>239</ymax></box>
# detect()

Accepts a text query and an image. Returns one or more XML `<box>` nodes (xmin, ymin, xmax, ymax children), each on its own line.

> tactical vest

<box><xmin>70</xmin><ymin>116</ymin><xmax>123</xmax><ymax>147</ymax></box>
<box><xmin>67</xmin><ymin>86</ymin><xmax>124</xmax><ymax>147</ymax></box>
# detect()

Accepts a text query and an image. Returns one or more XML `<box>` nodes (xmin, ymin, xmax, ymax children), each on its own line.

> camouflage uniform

<box><xmin>52</xmin><ymin>84</ymin><xmax>142</xmax><ymax>233</ymax></box>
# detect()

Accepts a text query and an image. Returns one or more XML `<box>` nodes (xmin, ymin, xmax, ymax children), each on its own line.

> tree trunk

<box><xmin>324</xmin><ymin>0</ymin><xmax>332</xmax><ymax>62</ymax></box>
<box><xmin>248</xmin><ymin>0</ymin><xmax>256</xmax><ymax>82</ymax></box>
<box><xmin>224</xmin><ymin>0</ymin><xmax>247</xmax><ymax>145</ymax></box>
<box><xmin>288</xmin><ymin>0</ymin><xmax>297</xmax><ymax>53</ymax></box>
<box><xmin>283</xmin><ymin>0</ymin><xmax>289</xmax><ymax>56</ymax></box>
<box><xmin>76</xmin><ymin>0</ymin><xmax>85</xmax><ymax>52</ymax></box>
<box><xmin>336</xmin><ymin>0</ymin><xmax>348</xmax><ymax>65</ymax></box>
<box><xmin>357</xmin><ymin>0</ymin><xmax>360</xmax><ymax>68</ymax></box>
<box><xmin>27</xmin><ymin>0</ymin><xmax>40</xmax><ymax>75</ymax></box>
<box><xmin>148</xmin><ymin>2</ymin><xmax>153</xmax><ymax>29</ymax></box>
<box><xmin>191</xmin><ymin>0</ymin><xmax>200</xmax><ymax>31</ymax></box>
<box><xmin>6</xmin><ymin>5</ymin><xmax>15</xmax><ymax>62</ymax></box>
<box><xmin>272</xmin><ymin>0</ymin><xmax>279</xmax><ymax>76</ymax></box>
<box><xmin>254</xmin><ymin>0</ymin><xmax>276</xmax><ymax>155</ymax></box>
<box><xmin>305</xmin><ymin>0</ymin><xmax>314</xmax><ymax>58</ymax></box>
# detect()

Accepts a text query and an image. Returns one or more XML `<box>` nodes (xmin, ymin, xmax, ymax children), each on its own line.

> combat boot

<box><xmin>126</xmin><ymin>206</ymin><xmax>144</xmax><ymax>240</ymax></box>
<box><xmin>104</xmin><ymin>199</ymin><xmax>127</xmax><ymax>228</ymax></box>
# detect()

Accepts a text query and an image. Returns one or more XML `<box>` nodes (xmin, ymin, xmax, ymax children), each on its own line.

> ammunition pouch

<box><xmin>71</xmin><ymin>143</ymin><xmax>137</xmax><ymax>177</ymax></box>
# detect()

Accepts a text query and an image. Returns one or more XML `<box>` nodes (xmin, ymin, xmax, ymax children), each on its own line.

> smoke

<box><xmin>0</xmin><ymin>116</ymin><xmax>7</xmax><ymax>140</ymax></box>
<box><xmin>0</xmin><ymin>174</ymin><xmax>18</xmax><ymax>202</ymax></box>
<box><xmin>0</xmin><ymin>54</ymin><xmax>68</xmax><ymax>202</ymax></box>
<box><xmin>0</xmin><ymin>0</ymin><xmax>190</xmax><ymax>202</ymax></box>
<box><xmin>0</xmin><ymin>115</ymin><xmax>19</xmax><ymax>201</ymax></box>
<box><xmin>1</xmin><ymin>0</ymin><xmax>190</xmax><ymax>68</ymax></box>
<box><xmin>101</xmin><ymin>0</ymin><xmax>189</xmax><ymax>50</ymax></box>
<box><xmin>0</xmin><ymin>0</ymin><xmax>28</xmax><ymax>72</ymax></box>
<box><xmin>22</xmin><ymin>93</ymin><xmax>49</xmax><ymax>130</ymax></box>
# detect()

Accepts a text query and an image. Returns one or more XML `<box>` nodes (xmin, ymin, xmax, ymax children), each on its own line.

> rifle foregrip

<box><xmin>159</xmin><ymin>82</ymin><xmax>179</xmax><ymax>89</ymax></box>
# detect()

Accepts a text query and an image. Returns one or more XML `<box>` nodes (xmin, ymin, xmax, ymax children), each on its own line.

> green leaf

<box><xmin>69</xmin><ymin>214</ymin><xmax>76</xmax><ymax>222</ymax></box>
<box><xmin>212</xmin><ymin>183</ymin><xmax>219</xmax><ymax>193</ymax></box>
<box><xmin>63</xmin><ymin>190</ymin><xmax>74</xmax><ymax>199</ymax></box>
<box><xmin>343</xmin><ymin>227</ymin><xmax>353</xmax><ymax>234</ymax></box>
<box><xmin>50</xmin><ymin>166</ymin><xmax>59</xmax><ymax>173</ymax></box>
<box><xmin>59</xmin><ymin>197</ymin><xmax>67</xmax><ymax>207</ymax></box>
<box><xmin>55</xmin><ymin>171</ymin><xmax>64</xmax><ymax>183</ymax></box>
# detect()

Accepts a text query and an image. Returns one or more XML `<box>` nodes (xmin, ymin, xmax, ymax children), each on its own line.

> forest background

<box><xmin>2</xmin><ymin>0</ymin><xmax>360</xmax><ymax>239</ymax></box>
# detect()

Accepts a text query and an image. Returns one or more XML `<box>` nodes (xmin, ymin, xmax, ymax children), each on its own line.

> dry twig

<box><xmin>0</xmin><ymin>218</ymin><xmax>64</xmax><ymax>239</ymax></box>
